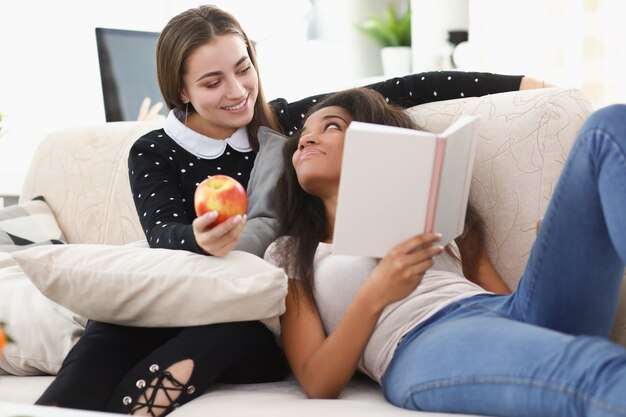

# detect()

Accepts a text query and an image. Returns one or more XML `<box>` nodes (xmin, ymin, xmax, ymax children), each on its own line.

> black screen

<box><xmin>95</xmin><ymin>27</ymin><xmax>165</xmax><ymax>122</ymax></box>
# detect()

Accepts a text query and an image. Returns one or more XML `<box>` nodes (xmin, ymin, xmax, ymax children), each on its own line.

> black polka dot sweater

<box><xmin>129</xmin><ymin>71</ymin><xmax>523</xmax><ymax>254</ymax></box>
<box><xmin>271</xmin><ymin>71</ymin><xmax>523</xmax><ymax>137</ymax></box>
<box><xmin>129</xmin><ymin>116</ymin><xmax>255</xmax><ymax>253</ymax></box>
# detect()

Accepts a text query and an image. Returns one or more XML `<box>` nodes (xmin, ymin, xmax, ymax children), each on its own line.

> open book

<box><xmin>332</xmin><ymin>116</ymin><xmax>480</xmax><ymax>258</ymax></box>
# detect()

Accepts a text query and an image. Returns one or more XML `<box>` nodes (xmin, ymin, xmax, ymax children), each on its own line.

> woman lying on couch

<box><xmin>35</xmin><ymin>5</ymin><xmax>546</xmax><ymax>417</ymax></box>
<box><xmin>267</xmin><ymin>87</ymin><xmax>626</xmax><ymax>417</ymax></box>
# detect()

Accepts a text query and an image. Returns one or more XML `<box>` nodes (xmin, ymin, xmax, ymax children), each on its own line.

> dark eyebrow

<box><xmin>300</xmin><ymin>114</ymin><xmax>349</xmax><ymax>135</ymax></box>
<box><xmin>195</xmin><ymin>56</ymin><xmax>250</xmax><ymax>82</ymax></box>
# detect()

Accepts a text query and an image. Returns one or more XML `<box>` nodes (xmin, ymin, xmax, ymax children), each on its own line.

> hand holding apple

<box><xmin>194</xmin><ymin>175</ymin><xmax>248</xmax><ymax>227</ymax></box>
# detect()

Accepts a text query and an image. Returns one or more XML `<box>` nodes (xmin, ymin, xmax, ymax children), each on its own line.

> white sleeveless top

<box><xmin>265</xmin><ymin>241</ymin><xmax>489</xmax><ymax>382</ymax></box>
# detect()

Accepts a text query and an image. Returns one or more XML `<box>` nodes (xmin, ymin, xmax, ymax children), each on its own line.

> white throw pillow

<box><xmin>12</xmin><ymin>244</ymin><xmax>287</xmax><ymax>333</ymax></box>
<box><xmin>0</xmin><ymin>197</ymin><xmax>86</xmax><ymax>375</ymax></box>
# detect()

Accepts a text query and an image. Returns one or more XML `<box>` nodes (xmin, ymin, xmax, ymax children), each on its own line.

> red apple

<box><xmin>194</xmin><ymin>175</ymin><xmax>248</xmax><ymax>226</ymax></box>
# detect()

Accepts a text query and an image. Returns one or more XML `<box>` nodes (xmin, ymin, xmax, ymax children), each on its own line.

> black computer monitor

<box><xmin>95</xmin><ymin>27</ymin><xmax>166</xmax><ymax>122</ymax></box>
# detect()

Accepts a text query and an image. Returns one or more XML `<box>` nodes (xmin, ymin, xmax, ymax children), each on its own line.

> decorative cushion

<box><xmin>0</xmin><ymin>197</ymin><xmax>86</xmax><ymax>375</ymax></box>
<box><xmin>0</xmin><ymin>197</ymin><xmax>64</xmax><ymax>250</ymax></box>
<box><xmin>12</xmin><ymin>244</ymin><xmax>287</xmax><ymax>334</ymax></box>
<box><xmin>236</xmin><ymin>126</ymin><xmax>290</xmax><ymax>257</ymax></box>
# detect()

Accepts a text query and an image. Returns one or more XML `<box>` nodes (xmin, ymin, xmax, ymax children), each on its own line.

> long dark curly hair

<box><xmin>272</xmin><ymin>88</ymin><xmax>485</xmax><ymax>302</ymax></box>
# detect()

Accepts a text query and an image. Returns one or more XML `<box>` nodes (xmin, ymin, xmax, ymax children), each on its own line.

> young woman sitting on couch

<box><xmin>35</xmin><ymin>4</ymin><xmax>548</xmax><ymax>416</ymax></box>
<box><xmin>267</xmin><ymin>87</ymin><xmax>626</xmax><ymax>417</ymax></box>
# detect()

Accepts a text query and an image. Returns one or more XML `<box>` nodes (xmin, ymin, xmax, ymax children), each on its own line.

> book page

<box><xmin>332</xmin><ymin>121</ymin><xmax>437</xmax><ymax>258</ymax></box>
<box><xmin>432</xmin><ymin>116</ymin><xmax>480</xmax><ymax>244</ymax></box>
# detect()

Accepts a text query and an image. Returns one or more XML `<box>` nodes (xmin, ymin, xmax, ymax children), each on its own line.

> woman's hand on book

<box><xmin>192</xmin><ymin>211</ymin><xmax>246</xmax><ymax>257</ymax></box>
<box><xmin>362</xmin><ymin>233</ymin><xmax>443</xmax><ymax>311</ymax></box>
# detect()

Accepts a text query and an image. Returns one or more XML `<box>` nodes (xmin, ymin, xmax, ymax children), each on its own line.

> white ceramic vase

<box><xmin>381</xmin><ymin>46</ymin><xmax>412</xmax><ymax>77</ymax></box>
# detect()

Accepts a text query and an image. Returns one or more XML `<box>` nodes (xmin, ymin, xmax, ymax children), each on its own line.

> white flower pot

<box><xmin>381</xmin><ymin>46</ymin><xmax>412</xmax><ymax>77</ymax></box>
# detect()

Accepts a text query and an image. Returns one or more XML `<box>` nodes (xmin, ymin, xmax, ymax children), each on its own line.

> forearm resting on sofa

<box><xmin>520</xmin><ymin>76</ymin><xmax>556</xmax><ymax>90</ymax></box>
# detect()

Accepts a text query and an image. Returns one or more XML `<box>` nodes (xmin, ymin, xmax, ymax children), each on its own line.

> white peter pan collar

<box><xmin>164</xmin><ymin>110</ymin><xmax>252</xmax><ymax>159</ymax></box>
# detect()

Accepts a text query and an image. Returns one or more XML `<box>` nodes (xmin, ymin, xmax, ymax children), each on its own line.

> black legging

<box><xmin>36</xmin><ymin>320</ymin><xmax>288</xmax><ymax>414</ymax></box>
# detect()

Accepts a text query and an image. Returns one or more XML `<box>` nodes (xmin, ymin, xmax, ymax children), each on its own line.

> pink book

<box><xmin>332</xmin><ymin>116</ymin><xmax>480</xmax><ymax>258</ymax></box>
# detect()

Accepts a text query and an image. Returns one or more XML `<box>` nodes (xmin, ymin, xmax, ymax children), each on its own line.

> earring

<box><xmin>184</xmin><ymin>102</ymin><xmax>189</xmax><ymax>129</ymax></box>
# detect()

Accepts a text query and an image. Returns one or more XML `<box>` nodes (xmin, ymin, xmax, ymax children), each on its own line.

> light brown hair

<box><xmin>156</xmin><ymin>5</ymin><xmax>281</xmax><ymax>150</ymax></box>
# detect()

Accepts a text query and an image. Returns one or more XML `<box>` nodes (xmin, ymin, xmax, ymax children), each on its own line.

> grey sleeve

<box><xmin>237</xmin><ymin>217</ymin><xmax>279</xmax><ymax>257</ymax></box>
<box><xmin>235</xmin><ymin>126</ymin><xmax>288</xmax><ymax>257</ymax></box>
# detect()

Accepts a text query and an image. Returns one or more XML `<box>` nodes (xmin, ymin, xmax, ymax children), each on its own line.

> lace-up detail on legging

<box><xmin>118</xmin><ymin>363</ymin><xmax>196</xmax><ymax>417</ymax></box>
<box><xmin>132</xmin><ymin>371</ymin><xmax>188</xmax><ymax>416</ymax></box>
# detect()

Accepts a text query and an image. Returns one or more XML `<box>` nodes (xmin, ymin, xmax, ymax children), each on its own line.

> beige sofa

<box><xmin>4</xmin><ymin>87</ymin><xmax>622</xmax><ymax>417</ymax></box>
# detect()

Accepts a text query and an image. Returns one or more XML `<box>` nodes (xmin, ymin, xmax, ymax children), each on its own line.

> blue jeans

<box><xmin>382</xmin><ymin>104</ymin><xmax>626</xmax><ymax>417</ymax></box>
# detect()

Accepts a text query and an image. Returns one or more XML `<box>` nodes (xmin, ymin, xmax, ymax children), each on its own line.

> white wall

<box><xmin>410</xmin><ymin>0</ymin><xmax>468</xmax><ymax>71</ymax></box>
<box><xmin>466</xmin><ymin>0</ymin><xmax>626</xmax><ymax>108</ymax></box>
<box><xmin>0</xmin><ymin>0</ymin><xmax>173</xmax><ymax>195</ymax></box>
<box><xmin>467</xmin><ymin>0</ymin><xmax>584</xmax><ymax>87</ymax></box>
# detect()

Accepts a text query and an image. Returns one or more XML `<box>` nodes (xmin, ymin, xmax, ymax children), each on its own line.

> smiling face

<box><xmin>292</xmin><ymin>106</ymin><xmax>352</xmax><ymax>199</ymax></box>
<box><xmin>180</xmin><ymin>34</ymin><xmax>259</xmax><ymax>139</ymax></box>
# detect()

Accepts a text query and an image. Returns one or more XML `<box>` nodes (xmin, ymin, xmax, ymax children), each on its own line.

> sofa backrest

<box><xmin>21</xmin><ymin>88</ymin><xmax>626</xmax><ymax>346</ymax></box>
<box><xmin>405</xmin><ymin>88</ymin><xmax>626</xmax><ymax>347</ymax></box>
<box><xmin>19</xmin><ymin>87</ymin><xmax>594</xmax><ymax>290</ymax></box>
<box><xmin>405</xmin><ymin>87</ymin><xmax>594</xmax><ymax>290</ymax></box>
<box><xmin>20</xmin><ymin>120</ymin><xmax>163</xmax><ymax>245</ymax></box>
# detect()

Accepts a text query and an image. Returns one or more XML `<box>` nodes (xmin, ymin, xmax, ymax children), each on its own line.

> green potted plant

<box><xmin>357</xmin><ymin>1</ymin><xmax>412</xmax><ymax>77</ymax></box>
